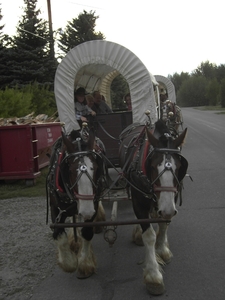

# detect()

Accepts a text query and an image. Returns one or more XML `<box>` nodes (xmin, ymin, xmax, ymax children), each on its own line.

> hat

<box><xmin>75</xmin><ymin>87</ymin><xmax>87</xmax><ymax>95</ymax></box>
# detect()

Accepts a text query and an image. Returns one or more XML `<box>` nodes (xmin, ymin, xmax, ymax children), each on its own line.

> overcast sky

<box><xmin>1</xmin><ymin>0</ymin><xmax>224</xmax><ymax>76</ymax></box>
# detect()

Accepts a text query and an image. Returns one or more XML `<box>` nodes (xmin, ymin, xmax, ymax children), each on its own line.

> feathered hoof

<box><xmin>132</xmin><ymin>225</ymin><xmax>144</xmax><ymax>246</ymax></box>
<box><xmin>58</xmin><ymin>262</ymin><xmax>77</xmax><ymax>273</ymax></box>
<box><xmin>156</xmin><ymin>250</ymin><xmax>173</xmax><ymax>265</ymax></box>
<box><xmin>163</xmin><ymin>257</ymin><xmax>172</xmax><ymax>264</ymax></box>
<box><xmin>76</xmin><ymin>269</ymin><xmax>95</xmax><ymax>279</ymax></box>
<box><xmin>134</xmin><ymin>237</ymin><xmax>144</xmax><ymax>246</ymax></box>
<box><xmin>146</xmin><ymin>282</ymin><xmax>165</xmax><ymax>295</ymax></box>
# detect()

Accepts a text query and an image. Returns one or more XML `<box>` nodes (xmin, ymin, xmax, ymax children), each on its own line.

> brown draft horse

<box><xmin>46</xmin><ymin>128</ymin><xmax>106</xmax><ymax>278</ymax></box>
<box><xmin>119</xmin><ymin>119</ymin><xmax>188</xmax><ymax>295</ymax></box>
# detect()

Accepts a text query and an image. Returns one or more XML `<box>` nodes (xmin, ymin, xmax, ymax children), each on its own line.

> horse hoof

<box><xmin>133</xmin><ymin>237</ymin><xmax>144</xmax><ymax>246</ymax></box>
<box><xmin>76</xmin><ymin>270</ymin><xmax>94</xmax><ymax>279</ymax></box>
<box><xmin>146</xmin><ymin>282</ymin><xmax>165</xmax><ymax>295</ymax></box>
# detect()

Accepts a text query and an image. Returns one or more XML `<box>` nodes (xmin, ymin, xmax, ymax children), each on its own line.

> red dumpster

<box><xmin>0</xmin><ymin>123</ymin><xmax>62</xmax><ymax>184</ymax></box>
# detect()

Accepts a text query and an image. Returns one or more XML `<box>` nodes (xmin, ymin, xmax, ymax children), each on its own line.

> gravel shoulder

<box><xmin>0</xmin><ymin>197</ymin><xmax>56</xmax><ymax>300</ymax></box>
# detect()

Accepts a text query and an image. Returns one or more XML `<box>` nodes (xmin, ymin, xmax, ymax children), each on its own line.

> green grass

<box><xmin>194</xmin><ymin>106</ymin><xmax>225</xmax><ymax>113</ymax></box>
<box><xmin>0</xmin><ymin>167</ymin><xmax>49</xmax><ymax>200</ymax></box>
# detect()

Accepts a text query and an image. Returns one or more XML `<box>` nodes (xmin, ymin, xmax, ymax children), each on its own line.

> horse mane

<box><xmin>154</xmin><ymin>119</ymin><xmax>170</xmax><ymax>135</ymax></box>
<box><xmin>154</xmin><ymin>119</ymin><xmax>173</xmax><ymax>148</ymax></box>
<box><xmin>69</xmin><ymin>130</ymin><xmax>81</xmax><ymax>142</ymax></box>
<box><xmin>69</xmin><ymin>128</ymin><xmax>95</xmax><ymax>151</ymax></box>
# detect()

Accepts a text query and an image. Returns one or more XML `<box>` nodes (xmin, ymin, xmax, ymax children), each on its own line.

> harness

<box><xmin>121</xmin><ymin>125</ymin><xmax>188</xmax><ymax>209</ymax></box>
<box><xmin>46</xmin><ymin>136</ymin><xmax>104</xmax><ymax>224</ymax></box>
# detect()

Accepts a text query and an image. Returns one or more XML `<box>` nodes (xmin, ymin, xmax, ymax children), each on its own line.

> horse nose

<box><xmin>158</xmin><ymin>209</ymin><xmax>177</xmax><ymax>219</ymax></box>
<box><xmin>78</xmin><ymin>206</ymin><xmax>95</xmax><ymax>221</ymax></box>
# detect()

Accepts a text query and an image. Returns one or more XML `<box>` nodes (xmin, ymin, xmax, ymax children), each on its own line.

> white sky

<box><xmin>1</xmin><ymin>0</ymin><xmax>224</xmax><ymax>76</ymax></box>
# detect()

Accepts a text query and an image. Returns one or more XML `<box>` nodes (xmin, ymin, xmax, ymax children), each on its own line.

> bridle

<box><xmin>59</xmin><ymin>142</ymin><xmax>103</xmax><ymax>204</ymax></box>
<box><xmin>147</xmin><ymin>148</ymin><xmax>181</xmax><ymax>194</ymax></box>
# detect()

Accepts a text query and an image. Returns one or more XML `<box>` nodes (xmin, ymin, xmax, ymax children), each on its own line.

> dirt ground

<box><xmin>0</xmin><ymin>197</ymin><xmax>56</xmax><ymax>300</ymax></box>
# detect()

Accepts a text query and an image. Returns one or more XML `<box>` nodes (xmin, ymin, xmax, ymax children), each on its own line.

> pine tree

<box><xmin>0</xmin><ymin>4</ymin><xmax>14</xmax><ymax>89</ymax></box>
<box><xmin>57</xmin><ymin>10</ymin><xmax>105</xmax><ymax>56</ymax></box>
<box><xmin>9</xmin><ymin>0</ymin><xmax>57</xmax><ymax>88</ymax></box>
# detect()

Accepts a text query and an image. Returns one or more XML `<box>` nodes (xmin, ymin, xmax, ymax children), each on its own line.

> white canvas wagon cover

<box><xmin>54</xmin><ymin>40</ymin><xmax>158</xmax><ymax>133</ymax></box>
<box><xmin>154</xmin><ymin>75</ymin><xmax>176</xmax><ymax>103</ymax></box>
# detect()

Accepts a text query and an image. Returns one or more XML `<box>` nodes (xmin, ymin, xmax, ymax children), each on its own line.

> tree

<box><xmin>220</xmin><ymin>78</ymin><xmax>225</xmax><ymax>108</ymax></box>
<box><xmin>205</xmin><ymin>79</ymin><xmax>220</xmax><ymax>106</ymax></box>
<box><xmin>169</xmin><ymin>72</ymin><xmax>190</xmax><ymax>94</ymax></box>
<box><xmin>111</xmin><ymin>75</ymin><xmax>129</xmax><ymax>110</ymax></box>
<box><xmin>192</xmin><ymin>61</ymin><xmax>216</xmax><ymax>79</ymax></box>
<box><xmin>0</xmin><ymin>4</ymin><xmax>14</xmax><ymax>89</ymax></box>
<box><xmin>57</xmin><ymin>10</ymin><xmax>105</xmax><ymax>56</ymax></box>
<box><xmin>177</xmin><ymin>76</ymin><xmax>208</xmax><ymax>107</ymax></box>
<box><xmin>8</xmin><ymin>0</ymin><xmax>57</xmax><ymax>88</ymax></box>
<box><xmin>215</xmin><ymin>64</ymin><xmax>225</xmax><ymax>83</ymax></box>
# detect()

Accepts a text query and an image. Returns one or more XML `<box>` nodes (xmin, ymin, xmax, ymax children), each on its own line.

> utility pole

<box><xmin>47</xmin><ymin>0</ymin><xmax>55</xmax><ymax>59</ymax></box>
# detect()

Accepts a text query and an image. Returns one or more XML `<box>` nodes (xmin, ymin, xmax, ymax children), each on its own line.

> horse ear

<box><xmin>173</xmin><ymin>128</ymin><xmax>187</xmax><ymax>148</ymax></box>
<box><xmin>61</xmin><ymin>131</ymin><xmax>75</xmax><ymax>153</ymax></box>
<box><xmin>146</xmin><ymin>128</ymin><xmax>159</xmax><ymax>148</ymax></box>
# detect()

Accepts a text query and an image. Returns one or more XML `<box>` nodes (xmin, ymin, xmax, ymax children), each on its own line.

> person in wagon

<box><xmin>74</xmin><ymin>87</ymin><xmax>96</xmax><ymax>125</ymax></box>
<box><xmin>159</xmin><ymin>85</ymin><xmax>168</xmax><ymax>103</ymax></box>
<box><xmin>124</xmin><ymin>92</ymin><xmax>132</xmax><ymax>111</ymax></box>
<box><xmin>86</xmin><ymin>94</ymin><xmax>95</xmax><ymax>109</ymax></box>
<box><xmin>92</xmin><ymin>91</ymin><xmax>113</xmax><ymax>114</ymax></box>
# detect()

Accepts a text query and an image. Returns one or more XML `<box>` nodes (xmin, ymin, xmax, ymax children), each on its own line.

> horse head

<box><xmin>145</xmin><ymin>120</ymin><xmax>188</xmax><ymax>219</ymax></box>
<box><xmin>61</xmin><ymin>129</ymin><xmax>103</xmax><ymax>221</ymax></box>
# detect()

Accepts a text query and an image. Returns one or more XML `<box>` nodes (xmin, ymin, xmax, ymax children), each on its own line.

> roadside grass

<box><xmin>0</xmin><ymin>167</ymin><xmax>49</xmax><ymax>200</ymax></box>
<box><xmin>194</xmin><ymin>106</ymin><xmax>225</xmax><ymax>114</ymax></box>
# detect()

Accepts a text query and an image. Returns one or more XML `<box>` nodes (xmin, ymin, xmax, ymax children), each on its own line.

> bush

<box><xmin>0</xmin><ymin>83</ymin><xmax>57</xmax><ymax>118</ymax></box>
<box><xmin>0</xmin><ymin>87</ymin><xmax>32</xmax><ymax>117</ymax></box>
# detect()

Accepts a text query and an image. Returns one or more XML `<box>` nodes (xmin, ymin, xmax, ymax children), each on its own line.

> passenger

<box><xmin>159</xmin><ymin>86</ymin><xmax>168</xmax><ymax>104</ymax></box>
<box><xmin>124</xmin><ymin>93</ymin><xmax>132</xmax><ymax>111</ymax></box>
<box><xmin>86</xmin><ymin>94</ymin><xmax>95</xmax><ymax>109</ymax></box>
<box><xmin>92</xmin><ymin>91</ymin><xmax>113</xmax><ymax>114</ymax></box>
<box><xmin>74</xmin><ymin>87</ymin><xmax>96</xmax><ymax>125</ymax></box>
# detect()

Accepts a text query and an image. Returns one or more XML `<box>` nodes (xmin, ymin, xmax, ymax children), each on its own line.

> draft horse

<box><xmin>46</xmin><ymin>128</ymin><xmax>106</xmax><ymax>278</ymax></box>
<box><xmin>119</xmin><ymin>119</ymin><xmax>188</xmax><ymax>295</ymax></box>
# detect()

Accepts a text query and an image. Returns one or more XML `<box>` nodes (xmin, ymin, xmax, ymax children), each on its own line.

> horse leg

<box><xmin>132</xmin><ymin>224</ymin><xmax>144</xmax><ymax>246</ymax></box>
<box><xmin>93</xmin><ymin>200</ymin><xmax>106</xmax><ymax>234</ymax></box>
<box><xmin>155</xmin><ymin>222</ymin><xmax>173</xmax><ymax>264</ymax></box>
<box><xmin>56</xmin><ymin>230</ymin><xmax>78</xmax><ymax>272</ymax></box>
<box><xmin>142</xmin><ymin>225</ymin><xmax>165</xmax><ymax>295</ymax></box>
<box><xmin>131</xmin><ymin>191</ymin><xmax>165</xmax><ymax>295</ymax></box>
<box><xmin>76</xmin><ymin>227</ymin><xmax>97</xmax><ymax>278</ymax></box>
<box><xmin>50</xmin><ymin>202</ymin><xmax>78</xmax><ymax>272</ymax></box>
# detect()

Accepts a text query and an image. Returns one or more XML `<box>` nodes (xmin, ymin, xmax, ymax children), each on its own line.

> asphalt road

<box><xmin>31</xmin><ymin>108</ymin><xmax>225</xmax><ymax>300</ymax></box>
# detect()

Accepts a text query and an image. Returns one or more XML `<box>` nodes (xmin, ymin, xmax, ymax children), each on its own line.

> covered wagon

<box><xmin>54</xmin><ymin>40</ymin><xmax>159</xmax><ymax>164</ymax></box>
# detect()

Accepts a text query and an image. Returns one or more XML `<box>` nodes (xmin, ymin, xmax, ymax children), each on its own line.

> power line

<box><xmin>63</xmin><ymin>0</ymin><xmax>104</xmax><ymax>10</ymax></box>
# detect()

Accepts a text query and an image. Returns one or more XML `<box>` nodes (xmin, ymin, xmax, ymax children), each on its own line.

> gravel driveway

<box><xmin>0</xmin><ymin>197</ymin><xmax>56</xmax><ymax>300</ymax></box>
